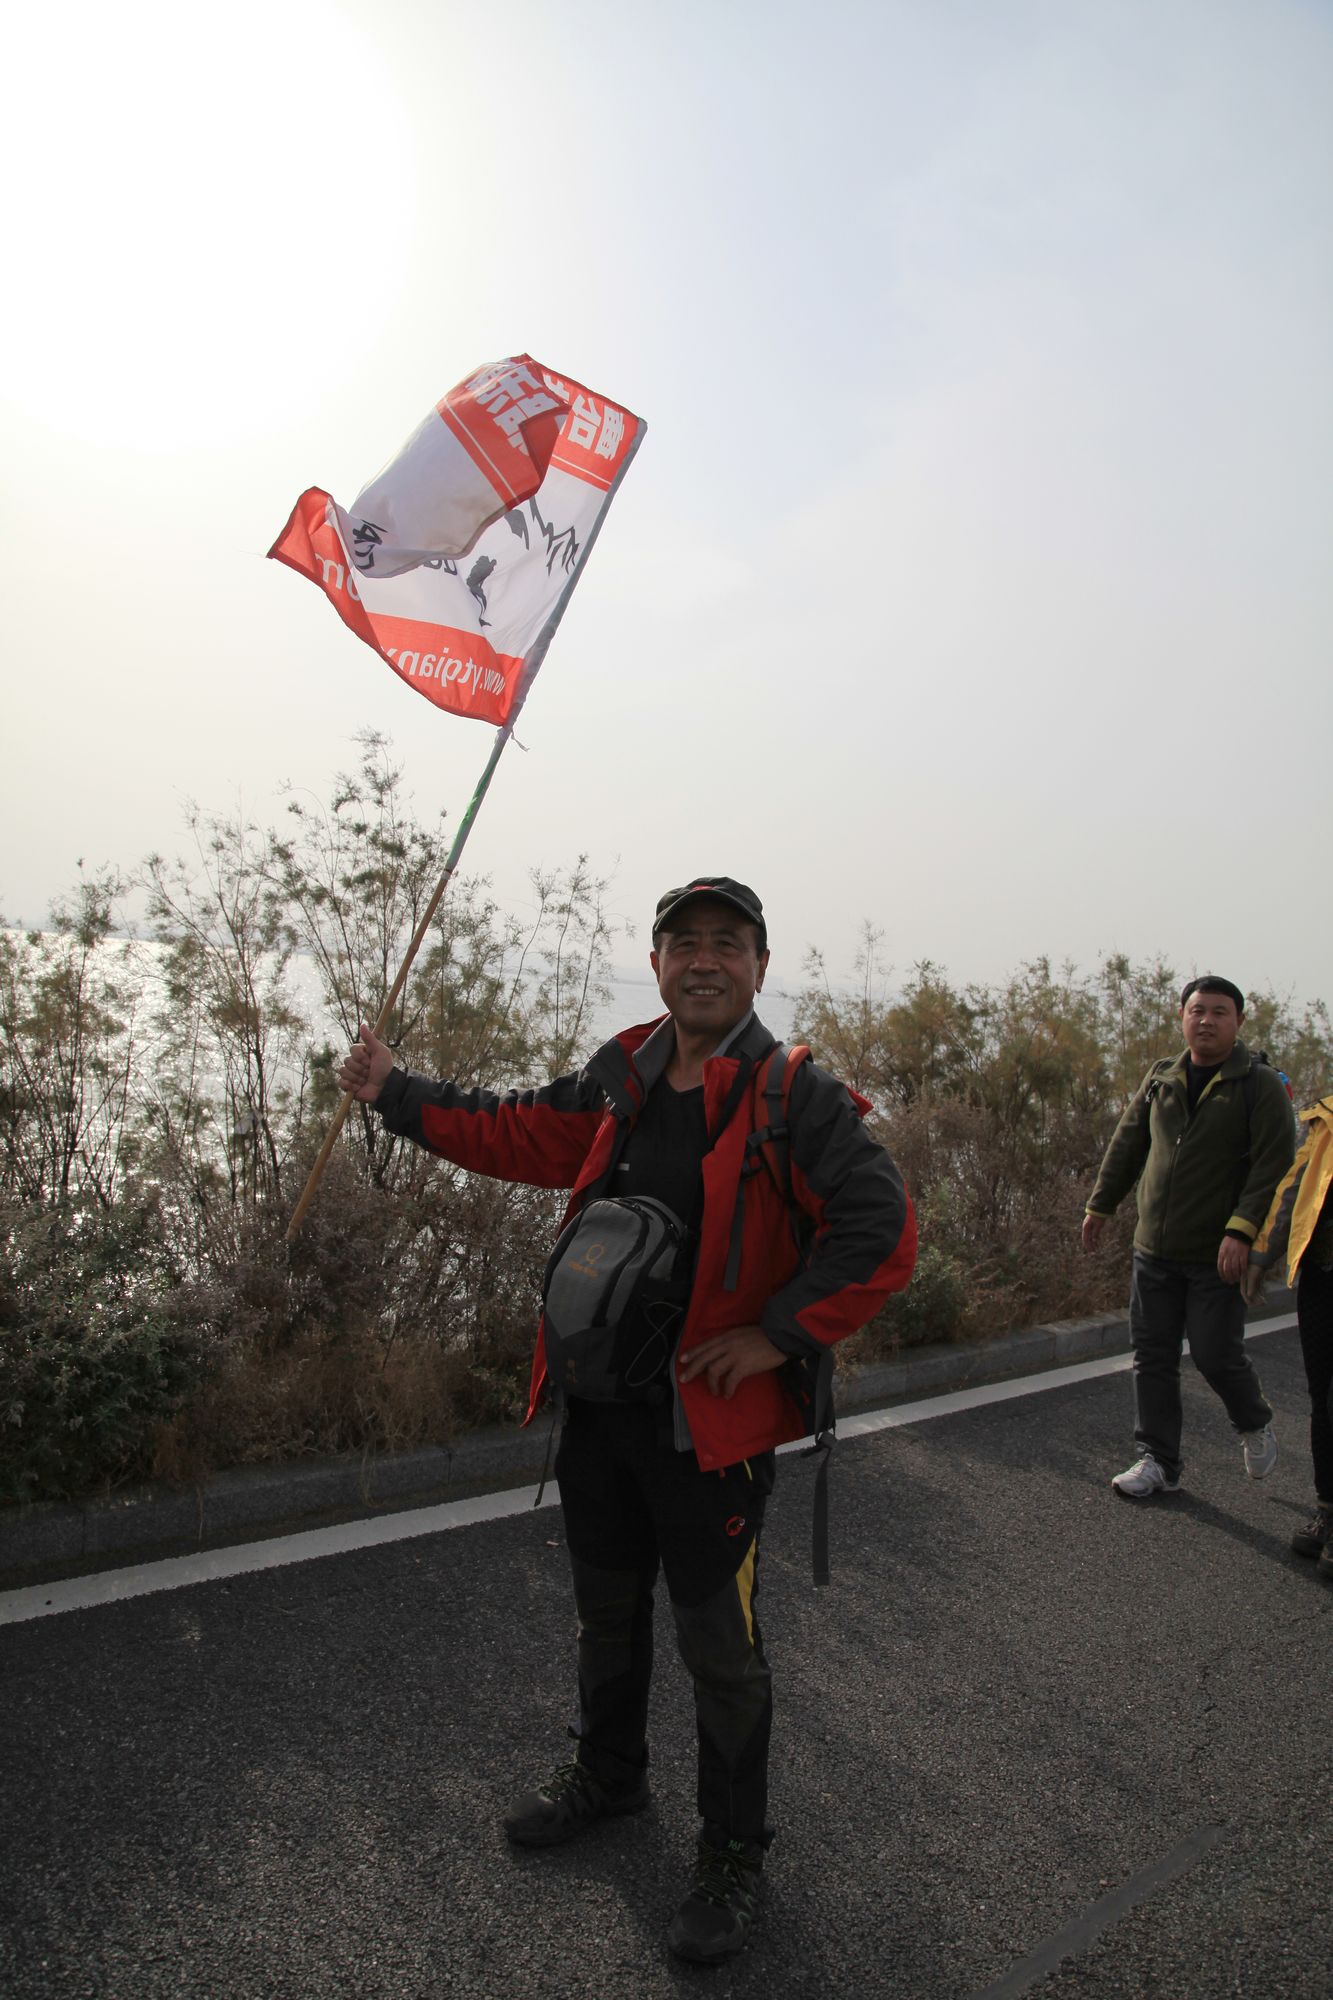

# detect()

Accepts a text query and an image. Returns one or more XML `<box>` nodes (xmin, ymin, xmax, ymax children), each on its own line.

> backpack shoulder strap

<box><xmin>1243</xmin><ymin>1049</ymin><xmax>1274</xmax><ymax>1126</ymax></box>
<box><xmin>756</xmin><ymin>1041</ymin><xmax>812</xmax><ymax>1223</ymax></box>
<box><xmin>1143</xmin><ymin>1056</ymin><xmax>1176</xmax><ymax>1104</ymax></box>
<box><xmin>751</xmin><ymin>1043</ymin><xmax>838</xmax><ymax>1589</ymax></box>
<box><xmin>1243</xmin><ymin>1054</ymin><xmax>1261</xmax><ymax>1130</ymax></box>
<box><xmin>720</xmin><ymin>1042</ymin><xmax>811</xmax><ymax>1289</ymax></box>
<box><xmin>1241</xmin><ymin>1049</ymin><xmax>1293</xmax><ymax>1149</ymax></box>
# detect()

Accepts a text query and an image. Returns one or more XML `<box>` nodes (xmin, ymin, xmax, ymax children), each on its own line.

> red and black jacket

<box><xmin>374</xmin><ymin>1010</ymin><xmax>916</xmax><ymax>1470</ymax></box>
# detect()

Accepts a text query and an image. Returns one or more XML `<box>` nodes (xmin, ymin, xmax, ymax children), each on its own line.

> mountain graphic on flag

<box><xmin>270</xmin><ymin>357</ymin><xmax>644</xmax><ymax>727</ymax></box>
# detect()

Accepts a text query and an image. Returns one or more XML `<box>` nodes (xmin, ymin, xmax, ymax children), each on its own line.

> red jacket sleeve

<box><xmin>374</xmin><ymin>1064</ymin><xmax>606</xmax><ymax>1190</ymax></box>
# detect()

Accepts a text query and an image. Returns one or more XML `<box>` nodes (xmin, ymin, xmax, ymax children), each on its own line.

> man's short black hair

<box><xmin>1180</xmin><ymin>974</ymin><xmax>1245</xmax><ymax>1015</ymax></box>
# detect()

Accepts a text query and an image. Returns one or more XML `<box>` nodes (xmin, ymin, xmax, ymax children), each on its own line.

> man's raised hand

<box><xmin>338</xmin><ymin>1023</ymin><xmax>395</xmax><ymax>1104</ymax></box>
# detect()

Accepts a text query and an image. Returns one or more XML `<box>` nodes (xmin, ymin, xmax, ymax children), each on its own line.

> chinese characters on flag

<box><xmin>270</xmin><ymin>357</ymin><xmax>644</xmax><ymax>727</ymax></box>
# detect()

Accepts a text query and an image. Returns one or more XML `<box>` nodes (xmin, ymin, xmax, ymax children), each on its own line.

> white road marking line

<box><xmin>0</xmin><ymin>1314</ymin><xmax>1297</xmax><ymax>1628</ymax></box>
<box><xmin>785</xmin><ymin>1310</ymin><xmax>1295</xmax><ymax>1450</ymax></box>
<box><xmin>0</xmin><ymin>1486</ymin><xmax>558</xmax><ymax>1626</ymax></box>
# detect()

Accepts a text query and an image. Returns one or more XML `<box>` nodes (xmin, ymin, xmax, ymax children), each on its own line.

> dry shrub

<box><xmin>13</xmin><ymin>812</ymin><xmax>1325</xmax><ymax>1507</ymax></box>
<box><xmin>149</xmin><ymin>1326</ymin><xmax>486</xmax><ymax>1485</ymax></box>
<box><xmin>796</xmin><ymin>945</ymin><xmax>1329</xmax><ymax>1359</ymax></box>
<box><xmin>846</xmin><ymin>1097</ymin><xmax>1138</xmax><ymax>1358</ymax></box>
<box><xmin>144</xmin><ymin>1144</ymin><xmax>553</xmax><ymax>1486</ymax></box>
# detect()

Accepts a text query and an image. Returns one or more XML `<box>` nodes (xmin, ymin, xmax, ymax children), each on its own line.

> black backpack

<box><xmin>541</xmin><ymin>1195</ymin><xmax>693</xmax><ymax>1404</ymax></box>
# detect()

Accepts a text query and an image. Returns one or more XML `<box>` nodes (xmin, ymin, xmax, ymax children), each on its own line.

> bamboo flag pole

<box><xmin>284</xmin><ymin>722</ymin><xmax>512</xmax><ymax>1242</ymax></box>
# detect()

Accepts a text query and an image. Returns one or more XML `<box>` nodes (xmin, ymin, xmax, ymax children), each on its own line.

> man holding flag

<box><xmin>278</xmin><ymin>360</ymin><xmax>914</xmax><ymax>1961</ymax></box>
<box><xmin>338</xmin><ymin>876</ymin><xmax>916</xmax><ymax>1962</ymax></box>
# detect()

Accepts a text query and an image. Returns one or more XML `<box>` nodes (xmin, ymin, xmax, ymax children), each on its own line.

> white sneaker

<box><xmin>1241</xmin><ymin>1424</ymin><xmax>1278</xmax><ymax>1480</ymax></box>
<box><xmin>1111</xmin><ymin>1453</ymin><xmax>1181</xmax><ymax>1498</ymax></box>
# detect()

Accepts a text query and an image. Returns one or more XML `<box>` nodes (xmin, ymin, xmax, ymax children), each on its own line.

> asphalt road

<box><xmin>2</xmin><ymin>1325</ymin><xmax>1329</xmax><ymax>2000</ymax></box>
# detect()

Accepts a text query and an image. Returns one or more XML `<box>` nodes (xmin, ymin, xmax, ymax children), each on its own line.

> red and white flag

<box><xmin>270</xmin><ymin>357</ymin><xmax>644</xmax><ymax>728</ymax></box>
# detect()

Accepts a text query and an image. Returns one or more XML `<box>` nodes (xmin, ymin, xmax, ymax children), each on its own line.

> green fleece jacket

<box><xmin>1086</xmin><ymin>1040</ymin><xmax>1296</xmax><ymax>1263</ymax></box>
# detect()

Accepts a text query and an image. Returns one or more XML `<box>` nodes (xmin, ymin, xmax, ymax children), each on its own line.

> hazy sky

<box><xmin>2</xmin><ymin>0</ymin><xmax>1330</xmax><ymax>1013</ymax></box>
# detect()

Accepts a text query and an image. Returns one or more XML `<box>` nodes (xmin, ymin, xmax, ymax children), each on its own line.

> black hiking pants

<box><xmin>1129</xmin><ymin>1250</ymin><xmax>1272</xmax><ymax>1482</ymax></box>
<box><xmin>554</xmin><ymin>1398</ymin><xmax>775</xmax><ymax>1846</ymax></box>
<box><xmin>1297</xmin><ymin>1260</ymin><xmax>1333</xmax><ymax>1503</ymax></box>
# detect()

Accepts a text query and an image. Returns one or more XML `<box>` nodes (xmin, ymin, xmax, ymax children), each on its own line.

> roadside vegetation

<box><xmin>3</xmin><ymin>736</ymin><xmax>1328</xmax><ymax>1505</ymax></box>
<box><xmin>796</xmin><ymin>937</ymin><xmax>1328</xmax><ymax>1353</ymax></box>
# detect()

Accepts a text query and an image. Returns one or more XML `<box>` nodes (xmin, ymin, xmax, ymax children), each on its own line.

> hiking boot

<box><xmin>502</xmin><ymin>1759</ymin><xmax>649</xmax><ymax>1848</ymax></box>
<box><xmin>1241</xmin><ymin>1424</ymin><xmax>1278</xmax><ymax>1481</ymax></box>
<box><xmin>667</xmin><ymin>1834</ymin><xmax>765</xmax><ymax>1963</ymax></box>
<box><xmin>1111</xmin><ymin>1453</ymin><xmax>1181</xmax><ymax>1499</ymax></box>
<box><xmin>1318</xmin><ymin>1543</ymin><xmax>1333</xmax><ymax>1581</ymax></box>
<box><xmin>1291</xmin><ymin>1505</ymin><xmax>1333</xmax><ymax>1558</ymax></box>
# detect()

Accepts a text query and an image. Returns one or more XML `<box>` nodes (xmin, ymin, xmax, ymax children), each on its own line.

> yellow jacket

<box><xmin>1253</xmin><ymin>1095</ymin><xmax>1333</xmax><ymax>1285</ymax></box>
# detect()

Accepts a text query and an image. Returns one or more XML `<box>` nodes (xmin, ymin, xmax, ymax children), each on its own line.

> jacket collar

<box><xmin>713</xmin><ymin>1008</ymin><xmax>781</xmax><ymax>1069</ymax></box>
<box><xmin>584</xmin><ymin>1008</ymin><xmax>780</xmax><ymax>1117</ymax></box>
<box><xmin>1162</xmin><ymin>1037</ymin><xmax>1253</xmax><ymax>1084</ymax></box>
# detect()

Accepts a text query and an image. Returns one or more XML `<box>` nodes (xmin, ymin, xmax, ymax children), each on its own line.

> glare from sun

<box><xmin>1</xmin><ymin>1</ymin><xmax>416</xmax><ymax>453</ymax></box>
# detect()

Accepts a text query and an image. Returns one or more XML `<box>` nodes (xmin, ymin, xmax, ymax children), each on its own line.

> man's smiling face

<box><xmin>650</xmin><ymin>897</ymin><xmax>769</xmax><ymax>1043</ymax></box>
<box><xmin>1181</xmin><ymin>987</ymin><xmax>1243</xmax><ymax>1065</ymax></box>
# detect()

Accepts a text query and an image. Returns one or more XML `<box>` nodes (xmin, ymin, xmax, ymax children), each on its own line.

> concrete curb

<box><xmin>0</xmin><ymin>1291</ymin><xmax>1295</xmax><ymax>1583</ymax></box>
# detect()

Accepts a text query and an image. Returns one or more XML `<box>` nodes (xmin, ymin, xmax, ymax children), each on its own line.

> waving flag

<box><xmin>270</xmin><ymin>357</ymin><xmax>644</xmax><ymax>727</ymax></box>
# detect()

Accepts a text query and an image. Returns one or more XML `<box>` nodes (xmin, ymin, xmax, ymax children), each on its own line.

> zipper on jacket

<box><xmin>1156</xmin><ymin>1077</ymin><xmax>1186</xmax><ymax>1245</ymax></box>
<box><xmin>1157</xmin><ymin>1065</ymin><xmax>1238</xmax><ymax>1249</ymax></box>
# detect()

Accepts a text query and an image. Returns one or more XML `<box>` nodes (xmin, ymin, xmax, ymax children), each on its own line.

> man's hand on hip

<box><xmin>677</xmin><ymin>1326</ymin><xmax>786</xmax><ymax>1400</ymax></box>
<box><xmin>1217</xmin><ymin>1235</ymin><xmax>1250</xmax><ymax>1286</ymax></box>
<box><xmin>337</xmin><ymin>1023</ymin><xmax>395</xmax><ymax>1104</ymax></box>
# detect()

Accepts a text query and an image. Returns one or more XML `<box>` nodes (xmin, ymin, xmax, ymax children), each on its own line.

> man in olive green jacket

<box><xmin>1082</xmin><ymin>976</ymin><xmax>1296</xmax><ymax>1498</ymax></box>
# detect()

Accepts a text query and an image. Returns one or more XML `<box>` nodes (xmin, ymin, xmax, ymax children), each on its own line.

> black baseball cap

<box><xmin>653</xmin><ymin>876</ymin><xmax>766</xmax><ymax>949</ymax></box>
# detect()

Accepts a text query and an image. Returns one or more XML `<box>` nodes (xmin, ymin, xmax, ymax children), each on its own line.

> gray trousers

<box><xmin>1129</xmin><ymin>1250</ymin><xmax>1272</xmax><ymax>1482</ymax></box>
